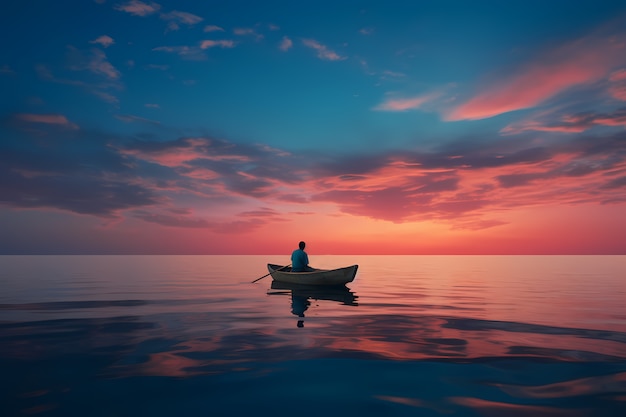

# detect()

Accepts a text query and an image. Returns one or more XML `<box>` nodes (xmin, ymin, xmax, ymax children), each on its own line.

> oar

<box><xmin>251</xmin><ymin>264</ymin><xmax>291</xmax><ymax>283</ymax></box>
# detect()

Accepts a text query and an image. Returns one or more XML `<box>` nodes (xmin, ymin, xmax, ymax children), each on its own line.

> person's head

<box><xmin>298</xmin><ymin>241</ymin><xmax>306</xmax><ymax>250</ymax></box>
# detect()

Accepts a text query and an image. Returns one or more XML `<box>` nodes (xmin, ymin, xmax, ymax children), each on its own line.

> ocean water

<box><xmin>1</xmin><ymin>255</ymin><xmax>625</xmax><ymax>416</ymax></box>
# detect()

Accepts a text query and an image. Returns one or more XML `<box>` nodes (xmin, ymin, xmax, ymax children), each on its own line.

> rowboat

<box><xmin>267</xmin><ymin>263</ymin><xmax>358</xmax><ymax>286</ymax></box>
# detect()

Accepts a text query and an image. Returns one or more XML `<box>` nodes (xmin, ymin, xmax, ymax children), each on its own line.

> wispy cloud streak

<box><xmin>448</xmin><ymin>31</ymin><xmax>626</xmax><ymax>120</ymax></box>
<box><xmin>200</xmin><ymin>40</ymin><xmax>236</xmax><ymax>49</ymax></box>
<box><xmin>67</xmin><ymin>47</ymin><xmax>121</xmax><ymax>79</ymax></box>
<box><xmin>302</xmin><ymin>39</ymin><xmax>345</xmax><ymax>61</ymax></box>
<box><xmin>374</xmin><ymin>93</ymin><xmax>439</xmax><ymax>111</ymax></box>
<box><xmin>204</xmin><ymin>25</ymin><xmax>224</xmax><ymax>32</ymax></box>
<box><xmin>502</xmin><ymin>108</ymin><xmax>626</xmax><ymax>134</ymax></box>
<box><xmin>161</xmin><ymin>10</ymin><xmax>203</xmax><ymax>31</ymax></box>
<box><xmin>14</xmin><ymin>113</ymin><xmax>79</xmax><ymax>129</ymax></box>
<box><xmin>114</xmin><ymin>0</ymin><xmax>160</xmax><ymax>16</ymax></box>
<box><xmin>279</xmin><ymin>36</ymin><xmax>292</xmax><ymax>52</ymax></box>
<box><xmin>90</xmin><ymin>35</ymin><xmax>115</xmax><ymax>48</ymax></box>
<box><xmin>609</xmin><ymin>68</ymin><xmax>626</xmax><ymax>100</ymax></box>
<box><xmin>233</xmin><ymin>27</ymin><xmax>263</xmax><ymax>41</ymax></box>
<box><xmin>114</xmin><ymin>114</ymin><xmax>161</xmax><ymax>125</ymax></box>
<box><xmin>152</xmin><ymin>45</ymin><xmax>206</xmax><ymax>60</ymax></box>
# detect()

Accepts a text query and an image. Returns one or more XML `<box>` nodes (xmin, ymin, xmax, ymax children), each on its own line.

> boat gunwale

<box><xmin>267</xmin><ymin>263</ymin><xmax>357</xmax><ymax>275</ymax></box>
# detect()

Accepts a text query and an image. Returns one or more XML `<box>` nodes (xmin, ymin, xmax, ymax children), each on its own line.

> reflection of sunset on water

<box><xmin>497</xmin><ymin>372</ymin><xmax>626</xmax><ymax>399</ymax></box>
<box><xmin>449</xmin><ymin>397</ymin><xmax>577</xmax><ymax>416</ymax></box>
<box><xmin>352</xmin><ymin>255</ymin><xmax>626</xmax><ymax>331</ymax></box>
<box><xmin>1</xmin><ymin>254</ymin><xmax>625</xmax><ymax>415</ymax></box>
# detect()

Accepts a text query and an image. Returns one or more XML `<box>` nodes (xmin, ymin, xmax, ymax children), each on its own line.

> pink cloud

<box><xmin>288</xmin><ymin>133</ymin><xmax>626</xmax><ymax>229</ymax></box>
<box><xmin>314</xmin><ymin>187</ymin><xmax>436</xmax><ymax>223</ymax></box>
<box><xmin>609</xmin><ymin>69</ymin><xmax>626</xmax><ymax>81</ymax></box>
<box><xmin>88</xmin><ymin>49</ymin><xmax>120</xmax><ymax>79</ymax></box>
<box><xmin>233</xmin><ymin>27</ymin><xmax>263</xmax><ymax>41</ymax></box>
<box><xmin>237</xmin><ymin>208</ymin><xmax>280</xmax><ymax>217</ymax></box>
<box><xmin>200</xmin><ymin>40</ymin><xmax>236</xmax><ymax>49</ymax></box>
<box><xmin>161</xmin><ymin>10</ymin><xmax>202</xmax><ymax>31</ymax></box>
<box><xmin>501</xmin><ymin>120</ymin><xmax>587</xmax><ymax>134</ymax></box>
<box><xmin>204</xmin><ymin>25</ymin><xmax>224</xmax><ymax>32</ymax></box>
<box><xmin>67</xmin><ymin>47</ymin><xmax>120</xmax><ymax>79</ymax></box>
<box><xmin>211</xmin><ymin>219</ymin><xmax>265</xmax><ymax>234</ymax></box>
<box><xmin>90</xmin><ymin>35</ymin><xmax>114</xmax><ymax>48</ymax></box>
<box><xmin>133</xmin><ymin>210</ymin><xmax>210</xmax><ymax>228</ymax></box>
<box><xmin>114</xmin><ymin>114</ymin><xmax>161</xmax><ymax>125</ymax></box>
<box><xmin>593</xmin><ymin>112</ymin><xmax>626</xmax><ymax>126</ymax></box>
<box><xmin>448</xmin><ymin>33</ymin><xmax>626</xmax><ymax>120</ymax></box>
<box><xmin>132</xmin><ymin>208</ymin><xmax>274</xmax><ymax>233</ymax></box>
<box><xmin>8</xmin><ymin>122</ymin><xmax>626</xmax><ymax>243</ymax></box>
<box><xmin>91</xmin><ymin>90</ymin><xmax>119</xmax><ymax>104</ymax></box>
<box><xmin>180</xmin><ymin>167</ymin><xmax>220</xmax><ymax>180</ymax></box>
<box><xmin>302</xmin><ymin>39</ymin><xmax>345</xmax><ymax>61</ymax></box>
<box><xmin>502</xmin><ymin>108</ymin><xmax>626</xmax><ymax>134</ymax></box>
<box><xmin>234</xmin><ymin>27</ymin><xmax>255</xmax><ymax>36</ymax></box>
<box><xmin>161</xmin><ymin>10</ymin><xmax>202</xmax><ymax>25</ymax></box>
<box><xmin>165</xmin><ymin>22</ymin><xmax>180</xmax><ymax>31</ymax></box>
<box><xmin>114</xmin><ymin>0</ymin><xmax>160</xmax><ymax>16</ymax></box>
<box><xmin>279</xmin><ymin>36</ymin><xmax>292</xmax><ymax>52</ymax></box>
<box><xmin>119</xmin><ymin>138</ymin><xmax>251</xmax><ymax>168</ymax></box>
<box><xmin>36</xmin><ymin>63</ymin><xmax>120</xmax><ymax>103</ymax></box>
<box><xmin>15</xmin><ymin>113</ymin><xmax>79</xmax><ymax>129</ymax></box>
<box><xmin>152</xmin><ymin>46</ymin><xmax>206</xmax><ymax>61</ymax></box>
<box><xmin>374</xmin><ymin>93</ymin><xmax>439</xmax><ymax>111</ymax></box>
<box><xmin>609</xmin><ymin>84</ymin><xmax>626</xmax><ymax>100</ymax></box>
<box><xmin>608</xmin><ymin>69</ymin><xmax>626</xmax><ymax>100</ymax></box>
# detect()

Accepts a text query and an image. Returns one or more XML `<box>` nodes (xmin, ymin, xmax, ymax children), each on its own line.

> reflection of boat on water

<box><xmin>268</xmin><ymin>281</ymin><xmax>358</xmax><ymax>327</ymax></box>
<box><xmin>270</xmin><ymin>280</ymin><xmax>358</xmax><ymax>306</ymax></box>
<box><xmin>267</xmin><ymin>263</ymin><xmax>358</xmax><ymax>286</ymax></box>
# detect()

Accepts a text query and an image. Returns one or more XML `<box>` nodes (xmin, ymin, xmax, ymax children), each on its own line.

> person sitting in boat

<box><xmin>291</xmin><ymin>241</ymin><xmax>314</xmax><ymax>272</ymax></box>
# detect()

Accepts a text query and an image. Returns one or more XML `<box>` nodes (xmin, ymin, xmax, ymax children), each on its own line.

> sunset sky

<box><xmin>1</xmin><ymin>0</ymin><xmax>626</xmax><ymax>254</ymax></box>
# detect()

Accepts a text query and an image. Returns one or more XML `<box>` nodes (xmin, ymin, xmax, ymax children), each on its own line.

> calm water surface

<box><xmin>1</xmin><ymin>255</ymin><xmax>625</xmax><ymax>416</ymax></box>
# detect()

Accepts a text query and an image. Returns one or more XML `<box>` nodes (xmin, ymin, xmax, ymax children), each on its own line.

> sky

<box><xmin>1</xmin><ymin>0</ymin><xmax>626</xmax><ymax>254</ymax></box>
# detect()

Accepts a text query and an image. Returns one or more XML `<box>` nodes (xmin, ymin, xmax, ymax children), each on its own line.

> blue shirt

<box><xmin>291</xmin><ymin>249</ymin><xmax>309</xmax><ymax>272</ymax></box>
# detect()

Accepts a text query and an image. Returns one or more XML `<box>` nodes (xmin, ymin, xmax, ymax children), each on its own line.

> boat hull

<box><xmin>267</xmin><ymin>264</ymin><xmax>358</xmax><ymax>286</ymax></box>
